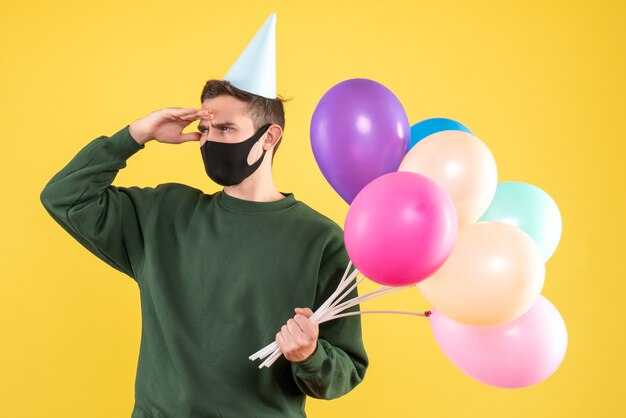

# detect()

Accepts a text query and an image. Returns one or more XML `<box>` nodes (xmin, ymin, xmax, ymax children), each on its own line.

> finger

<box><xmin>294</xmin><ymin>314</ymin><xmax>316</xmax><ymax>338</ymax></box>
<box><xmin>177</xmin><ymin>114</ymin><xmax>201</xmax><ymax>121</ymax></box>
<box><xmin>281</xmin><ymin>324</ymin><xmax>294</xmax><ymax>339</ymax></box>
<box><xmin>295</xmin><ymin>307</ymin><xmax>314</xmax><ymax>318</ymax></box>
<box><xmin>275</xmin><ymin>331</ymin><xmax>287</xmax><ymax>351</ymax></box>
<box><xmin>199</xmin><ymin>112</ymin><xmax>215</xmax><ymax>122</ymax></box>
<box><xmin>280</xmin><ymin>327</ymin><xmax>297</xmax><ymax>351</ymax></box>
<box><xmin>179</xmin><ymin>132</ymin><xmax>201</xmax><ymax>142</ymax></box>
<box><xmin>180</xmin><ymin>109</ymin><xmax>211</xmax><ymax>120</ymax></box>
<box><xmin>170</xmin><ymin>108</ymin><xmax>201</xmax><ymax>117</ymax></box>
<box><xmin>286</xmin><ymin>319</ymin><xmax>304</xmax><ymax>338</ymax></box>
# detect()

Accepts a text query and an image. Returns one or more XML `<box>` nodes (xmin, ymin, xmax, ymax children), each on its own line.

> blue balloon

<box><xmin>409</xmin><ymin>118</ymin><xmax>472</xmax><ymax>150</ymax></box>
<box><xmin>478</xmin><ymin>182</ymin><xmax>562</xmax><ymax>262</ymax></box>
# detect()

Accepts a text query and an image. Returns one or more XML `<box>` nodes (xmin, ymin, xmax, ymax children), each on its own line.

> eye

<box><xmin>221</xmin><ymin>127</ymin><xmax>231</xmax><ymax>132</ymax></box>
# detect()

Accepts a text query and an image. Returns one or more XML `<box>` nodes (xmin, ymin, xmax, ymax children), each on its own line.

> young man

<box><xmin>39</xmin><ymin>77</ymin><xmax>368</xmax><ymax>417</ymax></box>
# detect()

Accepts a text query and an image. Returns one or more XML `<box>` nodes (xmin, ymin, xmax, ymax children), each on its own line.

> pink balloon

<box><xmin>344</xmin><ymin>171</ymin><xmax>457</xmax><ymax>286</ymax></box>
<box><xmin>429</xmin><ymin>295</ymin><xmax>568</xmax><ymax>388</ymax></box>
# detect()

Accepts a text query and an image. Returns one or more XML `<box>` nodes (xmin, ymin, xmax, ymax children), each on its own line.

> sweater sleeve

<box><xmin>290</xmin><ymin>224</ymin><xmax>369</xmax><ymax>399</ymax></box>
<box><xmin>39</xmin><ymin>125</ymin><xmax>157</xmax><ymax>283</ymax></box>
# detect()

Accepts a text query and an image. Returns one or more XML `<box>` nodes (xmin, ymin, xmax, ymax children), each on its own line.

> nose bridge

<box><xmin>198</xmin><ymin>112</ymin><xmax>222</xmax><ymax>142</ymax></box>
<box><xmin>201</xmin><ymin>127</ymin><xmax>232</xmax><ymax>144</ymax></box>
<box><xmin>200</xmin><ymin>130</ymin><xmax>223</xmax><ymax>144</ymax></box>
<box><xmin>207</xmin><ymin>131</ymin><xmax>228</xmax><ymax>143</ymax></box>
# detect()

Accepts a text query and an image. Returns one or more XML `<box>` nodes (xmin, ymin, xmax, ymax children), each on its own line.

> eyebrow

<box><xmin>197</xmin><ymin>121</ymin><xmax>237</xmax><ymax>131</ymax></box>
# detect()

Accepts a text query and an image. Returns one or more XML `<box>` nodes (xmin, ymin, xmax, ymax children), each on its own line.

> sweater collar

<box><xmin>217</xmin><ymin>189</ymin><xmax>298</xmax><ymax>213</ymax></box>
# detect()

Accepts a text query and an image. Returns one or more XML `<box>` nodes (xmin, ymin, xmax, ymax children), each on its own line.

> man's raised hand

<box><xmin>128</xmin><ymin>107</ymin><xmax>212</xmax><ymax>145</ymax></box>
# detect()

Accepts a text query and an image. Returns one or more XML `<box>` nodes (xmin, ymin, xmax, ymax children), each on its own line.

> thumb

<box><xmin>179</xmin><ymin>132</ymin><xmax>202</xmax><ymax>142</ymax></box>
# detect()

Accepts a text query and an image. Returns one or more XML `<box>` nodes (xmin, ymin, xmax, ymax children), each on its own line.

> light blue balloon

<box><xmin>478</xmin><ymin>182</ymin><xmax>562</xmax><ymax>262</ymax></box>
<box><xmin>409</xmin><ymin>117</ymin><xmax>472</xmax><ymax>150</ymax></box>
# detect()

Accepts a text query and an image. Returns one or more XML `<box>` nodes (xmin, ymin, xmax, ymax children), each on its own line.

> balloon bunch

<box><xmin>250</xmin><ymin>78</ymin><xmax>567</xmax><ymax>389</ymax></box>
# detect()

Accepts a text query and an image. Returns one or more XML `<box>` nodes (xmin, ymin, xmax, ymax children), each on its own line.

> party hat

<box><xmin>224</xmin><ymin>12</ymin><xmax>276</xmax><ymax>99</ymax></box>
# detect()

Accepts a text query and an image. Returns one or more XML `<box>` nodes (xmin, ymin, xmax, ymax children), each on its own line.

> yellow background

<box><xmin>1</xmin><ymin>0</ymin><xmax>624</xmax><ymax>416</ymax></box>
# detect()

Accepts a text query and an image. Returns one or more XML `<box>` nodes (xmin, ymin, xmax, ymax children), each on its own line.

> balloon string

<box><xmin>249</xmin><ymin>261</ymin><xmax>359</xmax><ymax>363</ymax></box>
<box><xmin>322</xmin><ymin>285</ymin><xmax>412</xmax><ymax>320</ymax></box>
<box><xmin>311</xmin><ymin>262</ymin><xmax>360</xmax><ymax>322</ymax></box>
<box><xmin>319</xmin><ymin>309</ymin><xmax>432</xmax><ymax>323</ymax></box>
<box><xmin>249</xmin><ymin>259</ymin><xmax>429</xmax><ymax>368</ymax></box>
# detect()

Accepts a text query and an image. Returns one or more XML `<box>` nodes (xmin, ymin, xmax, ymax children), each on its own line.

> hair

<box><xmin>200</xmin><ymin>79</ymin><xmax>291</xmax><ymax>162</ymax></box>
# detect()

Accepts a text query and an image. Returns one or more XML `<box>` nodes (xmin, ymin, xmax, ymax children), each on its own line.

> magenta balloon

<box><xmin>344</xmin><ymin>171</ymin><xmax>458</xmax><ymax>286</ymax></box>
<box><xmin>430</xmin><ymin>295</ymin><xmax>568</xmax><ymax>388</ymax></box>
<box><xmin>311</xmin><ymin>78</ymin><xmax>410</xmax><ymax>204</ymax></box>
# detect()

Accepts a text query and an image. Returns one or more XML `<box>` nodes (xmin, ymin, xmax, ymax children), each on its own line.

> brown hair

<box><xmin>200</xmin><ymin>79</ymin><xmax>290</xmax><ymax>162</ymax></box>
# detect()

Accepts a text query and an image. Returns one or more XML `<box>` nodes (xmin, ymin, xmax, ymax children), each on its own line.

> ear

<box><xmin>263</xmin><ymin>124</ymin><xmax>283</xmax><ymax>151</ymax></box>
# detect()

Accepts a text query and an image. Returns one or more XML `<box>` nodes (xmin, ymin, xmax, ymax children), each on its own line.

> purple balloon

<box><xmin>310</xmin><ymin>78</ymin><xmax>410</xmax><ymax>204</ymax></box>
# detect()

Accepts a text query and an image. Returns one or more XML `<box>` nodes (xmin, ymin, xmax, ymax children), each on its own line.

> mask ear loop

<box><xmin>256</xmin><ymin>123</ymin><xmax>273</xmax><ymax>154</ymax></box>
<box><xmin>248</xmin><ymin>124</ymin><xmax>273</xmax><ymax>166</ymax></box>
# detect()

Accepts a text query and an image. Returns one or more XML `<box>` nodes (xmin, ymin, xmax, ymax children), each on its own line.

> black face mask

<box><xmin>200</xmin><ymin>124</ymin><xmax>272</xmax><ymax>186</ymax></box>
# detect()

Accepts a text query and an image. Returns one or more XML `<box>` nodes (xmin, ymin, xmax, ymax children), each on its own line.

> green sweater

<box><xmin>39</xmin><ymin>125</ymin><xmax>368</xmax><ymax>417</ymax></box>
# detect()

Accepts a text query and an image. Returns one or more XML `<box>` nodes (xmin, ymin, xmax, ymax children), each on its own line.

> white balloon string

<box><xmin>251</xmin><ymin>260</ymin><xmax>358</xmax><ymax>364</ymax></box>
<box><xmin>311</xmin><ymin>263</ymin><xmax>359</xmax><ymax>323</ymax></box>
<box><xmin>263</xmin><ymin>348</ymin><xmax>284</xmax><ymax>368</ymax></box>
<box><xmin>256</xmin><ymin>308</ymin><xmax>431</xmax><ymax>368</ymax></box>
<box><xmin>248</xmin><ymin>260</ymin><xmax>358</xmax><ymax>361</ymax></box>
<box><xmin>316</xmin><ymin>284</ymin><xmax>393</xmax><ymax>322</ymax></box>
<box><xmin>323</xmin><ymin>285</ymin><xmax>414</xmax><ymax>320</ymax></box>
<box><xmin>315</xmin><ymin>276</ymin><xmax>366</xmax><ymax>323</ymax></box>
<box><xmin>249</xmin><ymin>341</ymin><xmax>278</xmax><ymax>361</ymax></box>
<box><xmin>249</xmin><ymin>260</ymin><xmax>423</xmax><ymax>368</ymax></box>
<box><xmin>319</xmin><ymin>309</ymin><xmax>431</xmax><ymax>324</ymax></box>
<box><xmin>259</xmin><ymin>348</ymin><xmax>282</xmax><ymax>368</ymax></box>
